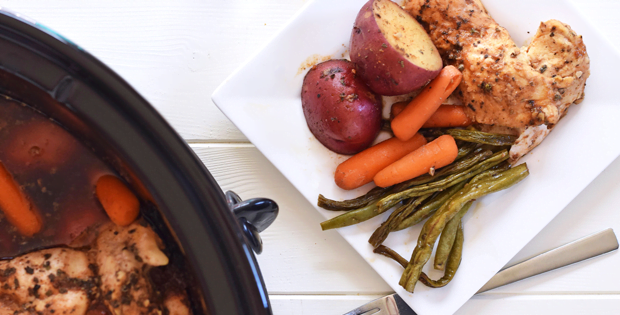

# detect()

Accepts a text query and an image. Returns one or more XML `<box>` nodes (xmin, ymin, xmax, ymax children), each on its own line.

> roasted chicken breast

<box><xmin>405</xmin><ymin>0</ymin><xmax>590</xmax><ymax>161</ymax></box>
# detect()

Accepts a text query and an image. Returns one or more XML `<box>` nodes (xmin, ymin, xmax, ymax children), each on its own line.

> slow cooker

<box><xmin>0</xmin><ymin>8</ymin><xmax>277</xmax><ymax>315</ymax></box>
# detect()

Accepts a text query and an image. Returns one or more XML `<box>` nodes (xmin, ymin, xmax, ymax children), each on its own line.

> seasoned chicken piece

<box><xmin>0</xmin><ymin>248</ymin><xmax>95</xmax><ymax>315</ymax></box>
<box><xmin>1</xmin><ymin>222</ymin><xmax>192</xmax><ymax>315</ymax></box>
<box><xmin>93</xmin><ymin>222</ymin><xmax>169</xmax><ymax>315</ymax></box>
<box><xmin>405</xmin><ymin>0</ymin><xmax>589</xmax><ymax>161</ymax></box>
<box><xmin>164</xmin><ymin>293</ymin><xmax>192</xmax><ymax>315</ymax></box>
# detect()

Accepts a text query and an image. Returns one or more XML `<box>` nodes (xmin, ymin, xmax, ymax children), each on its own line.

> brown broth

<box><xmin>0</xmin><ymin>96</ymin><xmax>114</xmax><ymax>258</ymax></box>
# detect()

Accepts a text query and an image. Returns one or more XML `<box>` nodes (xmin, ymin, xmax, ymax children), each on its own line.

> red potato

<box><xmin>301</xmin><ymin>59</ymin><xmax>382</xmax><ymax>155</ymax></box>
<box><xmin>350</xmin><ymin>0</ymin><xmax>443</xmax><ymax>96</ymax></box>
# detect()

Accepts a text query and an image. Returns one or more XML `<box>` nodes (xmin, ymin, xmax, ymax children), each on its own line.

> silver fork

<box><xmin>343</xmin><ymin>293</ymin><xmax>411</xmax><ymax>315</ymax></box>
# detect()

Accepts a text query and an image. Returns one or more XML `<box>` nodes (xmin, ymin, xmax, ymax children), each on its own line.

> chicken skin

<box><xmin>404</xmin><ymin>0</ymin><xmax>589</xmax><ymax>161</ymax></box>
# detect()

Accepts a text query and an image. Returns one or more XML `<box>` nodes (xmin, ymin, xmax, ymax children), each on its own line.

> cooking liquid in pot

<box><xmin>0</xmin><ymin>96</ymin><xmax>114</xmax><ymax>258</ymax></box>
<box><xmin>0</xmin><ymin>96</ymin><xmax>195</xmax><ymax>314</ymax></box>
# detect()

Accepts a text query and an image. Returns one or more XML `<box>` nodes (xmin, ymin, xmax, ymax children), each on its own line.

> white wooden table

<box><xmin>2</xmin><ymin>1</ymin><xmax>620</xmax><ymax>313</ymax></box>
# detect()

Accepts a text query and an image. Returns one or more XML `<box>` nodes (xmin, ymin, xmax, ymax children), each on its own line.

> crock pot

<box><xmin>0</xmin><ymin>8</ymin><xmax>277</xmax><ymax>315</ymax></box>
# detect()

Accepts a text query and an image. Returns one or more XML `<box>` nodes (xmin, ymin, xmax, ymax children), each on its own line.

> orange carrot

<box><xmin>96</xmin><ymin>175</ymin><xmax>140</xmax><ymax>226</ymax></box>
<box><xmin>391</xmin><ymin>103</ymin><xmax>472</xmax><ymax>128</ymax></box>
<box><xmin>374</xmin><ymin>135</ymin><xmax>458</xmax><ymax>187</ymax></box>
<box><xmin>0</xmin><ymin>162</ymin><xmax>42</xmax><ymax>236</ymax></box>
<box><xmin>389</xmin><ymin>101</ymin><xmax>408</xmax><ymax>120</ymax></box>
<box><xmin>422</xmin><ymin>105</ymin><xmax>472</xmax><ymax>128</ymax></box>
<box><xmin>335</xmin><ymin>134</ymin><xmax>427</xmax><ymax>190</ymax></box>
<box><xmin>391</xmin><ymin>66</ymin><xmax>462</xmax><ymax>141</ymax></box>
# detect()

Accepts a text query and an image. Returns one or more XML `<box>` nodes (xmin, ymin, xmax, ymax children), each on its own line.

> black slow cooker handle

<box><xmin>226</xmin><ymin>191</ymin><xmax>278</xmax><ymax>254</ymax></box>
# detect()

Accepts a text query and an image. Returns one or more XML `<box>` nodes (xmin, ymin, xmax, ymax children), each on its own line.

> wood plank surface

<box><xmin>190</xmin><ymin>144</ymin><xmax>393</xmax><ymax>294</ymax></box>
<box><xmin>2</xmin><ymin>0</ymin><xmax>620</xmax><ymax>313</ymax></box>
<box><xmin>0</xmin><ymin>0</ymin><xmax>307</xmax><ymax>141</ymax></box>
<box><xmin>271</xmin><ymin>294</ymin><xmax>620</xmax><ymax>315</ymax></box>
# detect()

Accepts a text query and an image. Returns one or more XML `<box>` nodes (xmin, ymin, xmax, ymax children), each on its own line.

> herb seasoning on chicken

<box><xmin>404</xmin><ymin>0</ymin><xmax>590</xmax><ymax>162</ymax></box>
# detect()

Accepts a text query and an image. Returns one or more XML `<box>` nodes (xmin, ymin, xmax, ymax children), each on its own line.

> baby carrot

<box><xmin>389</xmin><ymin>101</ymin><xmax>408</xmax><ymax>120</ymax></box>
<box><xmin>391</xmin><ymin>66</ymin><xmax>462</xmax><ymax>141</ymax></box>
<box><xmin>96</xmin><ymin>175</ymin><xmax>140</xmax><ymax>226</ymax></box>
<box><xmin>422</xmin><ymin>105</ymin><xmax>472</xmax><ymax>128</ymax></box>
<box><xmin>335</xmin><ymin>133</ymin><xmax>427</xmax><ymax>190</ymax></box>
<box><xmin>374</xmin><ymin>135</ymin><xmax>458</xmax><ymax>188</ymax></box>
<box><xmin>0</xmin><ymin>162</ymin><xmax>42</xmax><ymax>236</ymax></box>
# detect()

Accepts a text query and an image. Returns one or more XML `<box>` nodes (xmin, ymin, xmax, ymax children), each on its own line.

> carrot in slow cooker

<box><xmin>374</xmin><ymin>135</ymin><xmax>458</xmax><ymax>187</ymax></box>
<box><xmin>0</xmin><ymin>162</ymin><xmax>42</xmax><ymax>236</ymax></box>
<box><xmin>422</xmin><ymin>105</ymin><xmax>472</xmax><ymax>128</ymax></box>
<box><xmin>391</xmin><ymin>66</ymin><xmax>462</xmax><ymax>141</ymax></box>
<box><xmin>335</xmin><ymin>133</ymin><xmax>427</xmax><ymax>190</ymax></box>
<box><xmin>96</xmin><ymin>175</ymin><xmax>140</xmax><ymax>226</ymax></box>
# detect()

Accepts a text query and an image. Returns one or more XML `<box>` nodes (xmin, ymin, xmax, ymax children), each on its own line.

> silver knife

<box><xmin>344</xmin><ymin>228</ymin><xmax>618</xmax><ymax>315</ymax></box>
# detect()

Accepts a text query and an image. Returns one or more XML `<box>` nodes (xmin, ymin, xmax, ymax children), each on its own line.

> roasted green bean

<box><xmin>319</xmin><ymin>146</ymin><xmax>489</xmax><ymax>213</ymax></box>
<box><xmin>469</xmin><ymin>163</ymin><xmax>510</xmax><ymax>184</ymax></box>
<box><xmin>455</xmin><ymin>142</ymin><xmax>478</xmax><ymax>160</ymax></box>
<box><xmin>394</xmin><ymin>181</ymin><xmax>466</xmax><ymax>231</ymax></box>
<box><xmin>434</xmin><ymin>201</ymin><xmax>471</xmax><ymax>270</ymax></box>
<box><xmin>446</xmin><ymin>129</ymin><xmax>517</xmax><ymax>146</ymax></box>
<box><xmin>420</xmin><ymin>223</ymin><xmax>464</xmax><ymax>288</ymax></box>
<box><xmin>369</xmin><ymin>194</ymin><xmax>432</xmax><ymax>247</ymax></box>
<box><xmin>318</xmin><ymin>186</ymin><xmax>389</xmax><ymax>211</ymax></box>
<box><xmin>378</xmin><ymin>150</ymin><xmax>509</xmax><ymax>212</ymax></box>
<box><xmin>399</xmin><ymin>163</ymin><xmax>529</xmax><ymax>292</ymax></box>
<box><xmin>320</xmin><ymin>202</ymin><xmax>380</xmax><ymax>230</ymax></box>
<box><xmin>373</xmin><ymin>245</ymin><xmax>409</xmax><ymax>268</ymax></box>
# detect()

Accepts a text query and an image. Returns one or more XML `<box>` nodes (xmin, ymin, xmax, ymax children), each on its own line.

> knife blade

<box><xmin>477</xmin><ymin>228</ymin><xmax>618</xmax><ymax>293</ymax></box>
<box><xmin>343</xmin><ymin>228</ymin><xmax>618</xmax><ymax>315</ymax></box>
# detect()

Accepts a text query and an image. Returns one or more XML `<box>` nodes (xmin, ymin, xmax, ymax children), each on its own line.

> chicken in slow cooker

<box><xmin>0</xmin><ymin>222</ymin><xmax>191</xmax><ymax>315</ymax></box>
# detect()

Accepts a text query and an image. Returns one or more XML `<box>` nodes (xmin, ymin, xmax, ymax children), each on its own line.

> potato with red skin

<box><xmin>302</xmin><ymin>60</ymin><xmax>382</xmax><ymax>155</ymax></box>
<box><xmin>350</xmin><ymin>0</ymin><xmax>443</xmax><ymax>95</ymax></box>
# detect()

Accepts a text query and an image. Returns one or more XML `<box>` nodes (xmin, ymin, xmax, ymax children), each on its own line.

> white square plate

<box><xmin>212</xmin><ymin>0</ymin><xmax>620</xmax><ymax>314</ymax></box>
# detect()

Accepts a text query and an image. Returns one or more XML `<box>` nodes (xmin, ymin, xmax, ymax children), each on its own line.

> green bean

<box><xmin>399</xmin><ymin>163</ymin><xmax>529</xmax><ymax>292</ymax></box>
<box><xmin>373</xmin><ymin>245</ymin><xmax>409</xmax><ymax>268</ymax></box>
<box><xmin>394</xmin><ymin>181</ymin><xmax>466</xmax><ymax>231</ymax></box>
<box><xmin>319</xmin><ymin>150</ymin><xmax>501</xmax><ymax>229</ymax></box>
<box><xmin>470</xmin><ymin>163</ymin><xmax>511</xmax><ymax>184</ymax></box>
<box><xmin>320</xmin><ymin>202</ymin><xmax>380</xmax><ymax>230</ymax></box>
<box><xmin>455</xmin><ymin>142</ymin><xmax>478</xmax><ymax>160</ymax></box>
<box><xmin>434</xmin><ymin>201</ymin><xmax>471</xmax><ymax>270</ymax></box>
<box><xmin>378</xmin><ymin>150</ymin><xmax>509</xmax><ymax>212</ymax></box>
<box><xmin>420</xmin><ymin>223</ymin><xmax>464</xmax><ymax>288</ymax></box>
<box><xmin>369</xmin><ymin>194</ymin><xmax>432</xmax><ymax>247</ymax></box>
<box><xmin>446</xmin><ymin>129</ymin><xmax>517</xmax><ymax>146</ymax></box>
<box><xmin>318</xmin><ymin>186</ymin><xmax>389</xmax><ymax>211</ymax></box>
<box><xmin>317</xmin><ymin>146</ymin><xmax>483</xmax><ymax>212</ymax></box>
